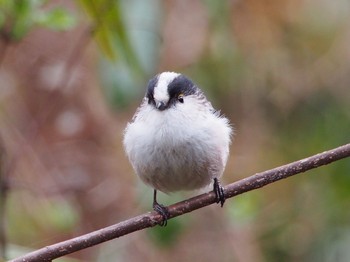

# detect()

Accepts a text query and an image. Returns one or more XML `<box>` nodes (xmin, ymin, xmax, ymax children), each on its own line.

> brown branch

<box><xmin>10</xmin><ymin>143</ymin><xmax>350</xmax><ymax>262</ymax></box>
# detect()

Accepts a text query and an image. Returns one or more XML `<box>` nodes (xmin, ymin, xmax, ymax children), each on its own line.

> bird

<box><xmin>123</xmin><ymin>72</ymin><xmax>233</xmax><ymax>226</ymax></box>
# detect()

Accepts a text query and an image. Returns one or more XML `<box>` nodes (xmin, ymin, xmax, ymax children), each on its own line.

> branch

<box><xmin>11</xmin><ymin>143</ymin><xmax>350</xmax><ymax>262</ymax></box>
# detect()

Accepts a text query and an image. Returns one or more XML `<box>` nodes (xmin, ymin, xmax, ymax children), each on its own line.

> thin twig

<box><xmin>10</xmin><ymin>143</ymin><xmax>350</xmax><ymax>262</ymax></box>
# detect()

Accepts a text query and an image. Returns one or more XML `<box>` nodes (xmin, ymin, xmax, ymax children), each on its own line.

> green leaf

<box><xmin>94</xmin><ymin>25</ymin><xmax>117</xmax><ymax>60</ymax></box>
<box><xmin>0</xmin><ymin>0</ymin><xmax>76</xmax><ymax>40</ymax></box>
<box><xmin>35</xmin><ymin>8</ymin><xmax>77</xmax><ymax>30</ymax></box>
<box><xmin>10</xmin><ymin>0</ymin><xmax>35</xmax><ymax>39</ymax></box>
<box><xmin>77</xmin><ymin>0</ymin><xmax>142</xmax><ymax>73</ymax></box>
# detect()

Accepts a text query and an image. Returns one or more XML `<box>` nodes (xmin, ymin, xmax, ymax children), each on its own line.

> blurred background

<box><xmin>0</xmin><ymin>0</ymin><xmax>349</xmax><ymax>261</ymax></box>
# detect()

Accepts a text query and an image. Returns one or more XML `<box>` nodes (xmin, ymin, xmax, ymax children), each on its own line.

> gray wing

<box><xmin>194</xmin><ymin>88</ymin><xmax>218</xmax><ymax>115</ymax></box>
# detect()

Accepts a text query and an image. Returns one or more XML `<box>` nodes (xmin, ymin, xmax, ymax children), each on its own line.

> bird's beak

<box><xmin>155</xmin><ymin>101</ymin><xmax>167</xmax><ymax>111</ymax></box>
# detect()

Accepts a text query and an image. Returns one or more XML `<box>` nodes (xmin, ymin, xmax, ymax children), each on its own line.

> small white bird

<box><xmin>123</xmin><ymin>72</ymin><xmax>233</xmax><ymax>225</ymax></box>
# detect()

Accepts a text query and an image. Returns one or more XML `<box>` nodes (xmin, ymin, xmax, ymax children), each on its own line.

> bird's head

<box><xmin>146</xmin><ymin>72</ymin><xmax>198</xmax><ymax>111</ymax></box>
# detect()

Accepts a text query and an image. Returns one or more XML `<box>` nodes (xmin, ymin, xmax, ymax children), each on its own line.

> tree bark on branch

<box><xmin>11</xmin><ymin>143</ymin><xmax>350</xmax><ymax>262</ymax></box>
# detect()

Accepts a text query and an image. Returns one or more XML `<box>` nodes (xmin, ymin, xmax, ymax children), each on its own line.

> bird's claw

<box><xmin>213</xmin><ymin>178</ymin><xmax>226</xmax><ymax>207</ymax></box>
<box><xmin>153</xmin><ymin>202</ymin><xmax>170</xmax><ymax>226</ymax></box>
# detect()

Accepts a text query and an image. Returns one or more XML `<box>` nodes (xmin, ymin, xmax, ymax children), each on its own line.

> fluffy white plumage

<box><xmin>123</xmin><ymin>72</ymin><xmax>233</xmax><ymax>194</ymax></box>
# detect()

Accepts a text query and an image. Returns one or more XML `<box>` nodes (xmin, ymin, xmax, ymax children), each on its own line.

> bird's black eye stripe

<box><xmin>146</xmin><ymin>74</ymin><xmax>159</xmax><ymax>104</ymax></box>
<box><xmin>168</xmin><ymin>75</ymin><xmax>196</xmax><ymax>99</ymax></box>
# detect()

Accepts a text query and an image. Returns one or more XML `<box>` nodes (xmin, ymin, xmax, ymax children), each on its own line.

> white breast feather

<box><xmin>123</xmin><ymin>95</ymin><xmax>232</xmax><ymax>193</ymax></box>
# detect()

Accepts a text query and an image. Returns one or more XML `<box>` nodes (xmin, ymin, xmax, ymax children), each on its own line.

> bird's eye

<box><xmin>178</xmin><ymin>93</ymin><xmax>184</xmax><ymax>103</ymax></box>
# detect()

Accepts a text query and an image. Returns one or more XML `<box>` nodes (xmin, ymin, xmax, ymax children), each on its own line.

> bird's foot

<box><xmin>153</xmin><ymin>202</ymin><xmax>170</xmax><ymax>226</ymax></box>
<box><xmin>213</xmin><ymin>178</ymin><xmax>226</xmax><ymax>207</ymax></box>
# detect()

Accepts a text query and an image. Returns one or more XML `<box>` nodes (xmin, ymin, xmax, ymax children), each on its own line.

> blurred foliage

<box><xmin>7</xmin><ymin>193</ymin><xmax>78</xmax><ymax>243</ymax></box>
<box><xmin>77</xmin><ymin>0</ymin><xmax>142</xmax><ymax>72</ymax></box>
<box><xmin>0</xmin><ymin>0</ymin><xmax>349</xmax><ymax>261</ymax></box>
<box><xmin>0</xmin><ymin>0</ymin><xmax>76</xmax><ymax>41</ymax></box>
<box><xmin>96</xmin><ymin>0</ymin><xmax>162</xmax><ymax>109</ymax></box>
<box><xmin>147</xmin><ymin>217</ymin><xmax>185</xmax><ymax>247</ymax></box>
